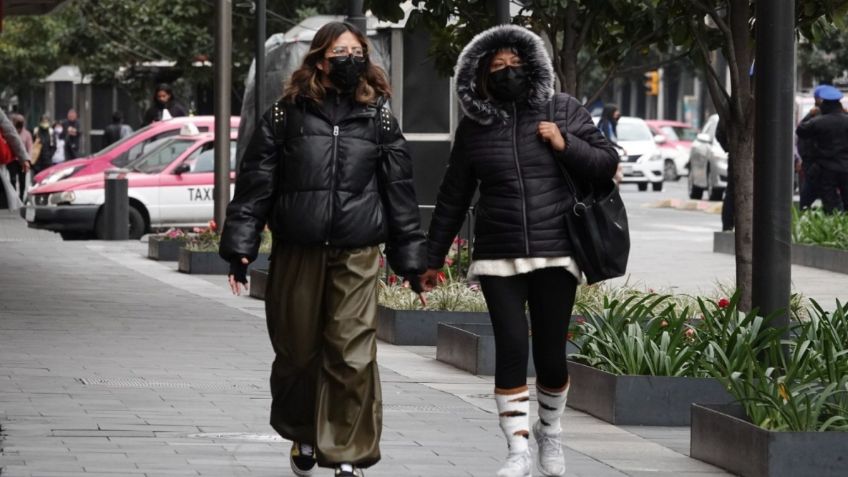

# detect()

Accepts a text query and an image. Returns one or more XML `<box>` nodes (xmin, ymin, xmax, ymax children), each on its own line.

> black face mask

<box><xmin>488</xmin><ymin>66</ymin><xmax>529</xmax><ymax>102</ymax></box>
<box><xmin>327</xmin><ymin>55</ymin><xmax>366</xmax><ymax>92</ymax></box>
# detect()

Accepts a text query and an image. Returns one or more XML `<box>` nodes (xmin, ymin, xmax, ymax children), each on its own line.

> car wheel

<box><xmin>707</xmin><ymin>167</ymin><xmax>724</xmax><ymax>201</ymax></box>
<box><xmin>652</xmin><ymin>181</ymin><xmax>664</xmax><ymax>192</ymax></box>
<box><xmin>708</xmin><ymin>183</ymin><xmax>725</xmax><ymax>201</ymax></box>
<box><xmin>95</xmin><ymin>205</ymin><xmax>148</xmax><ymax>240</ymax></box>
<box><xmin>60</xmin><ymin>231</ymin><xmax>94</xmax><ymax>241</ymax></box>
<box><xmin>688</xmin><ymin>172</ymin><xmax>704</xmax><ymax>199</ymax></box>
<box><xmin>663</xmin><ymin>160</ymin><xmax>679</xmax><ymax>181</ymax></box>
<box><xmin>638</xmin><ymin>183</ymin><xmax>648</xmax><ymax>191</ymax></box>
<box><xmin>128</xmin><ymin>207</ymin><xmax>147</xmax><ymax>240</ymax></box>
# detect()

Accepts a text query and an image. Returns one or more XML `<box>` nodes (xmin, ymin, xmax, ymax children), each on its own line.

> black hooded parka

<box><xmin>426</xmin><ymin>25</ymin><xmax>619</xmax><ymax>269</ymax></box>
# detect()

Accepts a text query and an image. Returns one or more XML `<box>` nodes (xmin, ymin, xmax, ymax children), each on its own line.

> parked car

<box><xmin>22</xmin><ymin>125</ymin><xmax>237</xmax><ymax>240</ymax></box>
<box><xmin>595</xmin><ymin>116</ymin><xmax>665</xmax><ymax>191</ymax></box>
<box><xmin>687</xmin><ymin>114</ymin><xmax>727</xmax><ymax>201</ymax></box>
<box><xmin>646</xmin><ymin>120</ymin><xmax>698</xmax><ymax>181</ymax></box>
<box><xmin>33</xmin><ymin>116</ymin><xmax>240</xmax><ymax>186</ymax></box>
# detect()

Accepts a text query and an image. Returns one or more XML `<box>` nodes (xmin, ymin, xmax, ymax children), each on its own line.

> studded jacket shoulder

<box><xmin>219</xmin><ymin>95</ymin><xmax>426</xmax><ymax>276</ymax></box>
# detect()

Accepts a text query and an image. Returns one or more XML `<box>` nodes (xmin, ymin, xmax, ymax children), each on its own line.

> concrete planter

<box><xmin>147</xmin><ymin>236</ymin><xmax>186</xmax><ymax>261</ymax></box>
<box><xmin>249</xmin><ymin>268</ymin><xmax>269</xmax><ymax>300</ymax></box>
<box><xmin>437</xmin><ymin>322</ymin><xmax>536</xmax><ymax>376</ymax></box>
<box><xmin>376</xmin><ymin>306</ymin><xmax>490</xmax><ymax>346</ymax></box>
<box><xmin>435</xmin><ymin>322</ymin><xmax>583</xmax><ymax>376</ymax></box>
<box><xmin>691</xmin><ymin>403</ymin><xmax>848</xmax><ymax>477</ymax></box>
<box><xmin>714</xmin><ymin>231</ymin><xmax>848</xmax><ymax>274</ymax></box>
<box><xmin>567</xmin><ymin>361</ymin><xmax>733</xmax><ymax>426</ymax></box>
<box><xmin>178</xmin><ymin>249</ymin><xmax>270</xmax><ymax>275</ymax></box>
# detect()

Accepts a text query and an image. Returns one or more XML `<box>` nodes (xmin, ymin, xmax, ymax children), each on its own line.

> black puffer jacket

<box><xmin>427</xmin><ymin>25</ymin><xmax>619</xmax><ymax>269</ymax></box>
<box><xmin>795</xmin><ymin>102</ymin><xmax>848</xmax><ymax>173</ymax></box>
<box><xmin>220</xmin><ymin>92</ymin><xmax>425</xmax><ymax>275</ymax></box>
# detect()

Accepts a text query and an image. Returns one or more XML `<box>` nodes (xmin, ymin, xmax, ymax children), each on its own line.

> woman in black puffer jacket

<box><xmin>219</xmin><ymin>22</ymin><xmax>425</xmax><ymax>477</ymax></box>
<box><xmin>421</xmin><ymin>25</ymin><xmax>618</xmax><ymax>477</ymax></box>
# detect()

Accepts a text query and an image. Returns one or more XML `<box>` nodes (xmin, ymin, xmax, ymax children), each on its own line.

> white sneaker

<box><xmin>533</xmin><ymin>420</ymin><xmax>565</xmax><ymax>476</ymax></box>
<box><xmin>496</xmin><ymin>449</ymin><xmax>532</xmax><ymax>477</ymax></box>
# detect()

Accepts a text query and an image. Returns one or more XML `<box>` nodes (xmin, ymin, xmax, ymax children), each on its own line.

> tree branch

<box><xmin>615</xmin><ymin>50</ymin><xmax>693</xmax><ymax>76</ymax></box>
<box><xmin>691</xmin><ymin>20</ymin><xmax>731</xmax><ymax>119</ymax></box>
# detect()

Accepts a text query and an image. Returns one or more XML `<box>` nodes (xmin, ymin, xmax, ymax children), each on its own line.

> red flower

<box><xmin>718</xmin><ymin>298</ymin><xmax>730</xmax><ymax>309</ymax></box>
<box><xmin>444</xmin><ymin>257</ymin><xmax>454</xmax><ymax>266</ymax></box>
<box><xmin>208</xmin><ymin>219</ymin><xmax>218</xmax><ymax>232</ymax></box>
<box><xmin>567</xmin><ymin>332</ymin><xmax>574</xmax><ymax>340</ymax></box>
<box><xmin>388</xmin><ymin>275</ymin><xmax>398</xmax><ymax>285</ymax></box>
<box><xmin>684</xmin><ymin>328</ymin><xmax>696</xmax><ymax>338</ymax></box>
<box><xmin>436</xmin><ymin>271</ymin><xmax>447</xmax><ymax>283</ymax></box>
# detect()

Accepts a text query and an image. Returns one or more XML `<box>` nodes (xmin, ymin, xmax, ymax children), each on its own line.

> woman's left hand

<box><xmin>537</xmin><ymin>121</ymin><xmax>566</xmax><ymax>152</ymax></box>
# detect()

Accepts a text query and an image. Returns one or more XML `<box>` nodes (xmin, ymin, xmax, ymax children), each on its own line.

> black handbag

<box><xmin>548</xmin><ymin>98</ymin><xmax>630</xmax><ymax>284</ymax></box>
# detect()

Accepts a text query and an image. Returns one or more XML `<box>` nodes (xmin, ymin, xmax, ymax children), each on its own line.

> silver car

<box><xmin>687</xmin><ymin>114</ymin><xmax>728</xmax><ymax>201</ymax></box>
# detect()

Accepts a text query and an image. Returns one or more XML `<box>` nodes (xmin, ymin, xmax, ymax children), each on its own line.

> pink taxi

<box><xmin>23</xmin><ymin>124</ymin><xmax>237</xmax><ymax>240</ymax></box>
<box><xmin>34</xmin><ymin>116</ymin><xmax>240</xmax><ymax>186</ymax></box>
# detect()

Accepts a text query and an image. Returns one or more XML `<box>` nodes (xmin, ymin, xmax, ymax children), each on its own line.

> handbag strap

<box><xmin>548</xmin><ymin>95</ymin><xmax>588</xmax><ymax>215</ymax></box>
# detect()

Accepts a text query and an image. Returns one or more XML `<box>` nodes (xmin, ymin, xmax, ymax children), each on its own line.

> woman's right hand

<box><xmin>228</xmin><ymin>257</ymin><xmax>250</xmax><ymax>295</ymax></box>
<box><xmin>419</xmin><ymin>268</ymin><xmax>441</xmax><ymax>292</ymax></box>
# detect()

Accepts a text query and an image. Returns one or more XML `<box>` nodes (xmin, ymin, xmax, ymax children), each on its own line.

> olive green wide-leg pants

<box><xmin>265</xmin><ymin>244</ymin><xmax>382</xmax><ymax>468</ymax></box>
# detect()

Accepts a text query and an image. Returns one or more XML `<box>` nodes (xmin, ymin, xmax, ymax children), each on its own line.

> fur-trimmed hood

<box><xmin>455</xmin><ymin>25</ymin><xmax>555</xmax><ymax>125</ymax></box>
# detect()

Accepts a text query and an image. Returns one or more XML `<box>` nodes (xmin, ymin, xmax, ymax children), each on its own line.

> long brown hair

<box><xmin>282</xmin><ymin>22</ymin><xmax>391</xmax><ymax>105</ymax></box>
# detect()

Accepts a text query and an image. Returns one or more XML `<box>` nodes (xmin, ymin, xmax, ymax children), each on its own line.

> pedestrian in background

<box><xmin>220</xmin><ymin>21</ymin><xmax>425</xmax><ymax>477</ymax></box>
<box><xmin>52</xmin><ymin>121</ymin><xmax>66</xmax><ymax>165</ymax></box>
<box><xmin>103</xmin><ymin>111</ymin><xmax>133</xmax><ymax>146</ymax></box>
<box><xmin>1</xmin><ymin>109</ymin><xmax>30</xmax><ymax>210</ymax></box>
<box><xmin>421</xmin><ymin>25</ymin><xmax>618</xmax><ymax>477</ymax></box>
<box><xmin>31</xmin><ymin>115</ymin><xmax>56</xmax><ymax>176</ymax></box>
<box><xmin>796</xmin><ymin>85</ymin><xmax>848</xmax><ymax>213</ymax></box>
<box><xmin>60</xmin><ymin>109</ymin><xmax>81</xmax><ymax>160</ymax></box>
<box><xmin>715</xmin><ymin>120</ymin><xmax>734</xmax><ymax>230</ymax></box>
<box><xmin>8</xmin><ymin>114</ymin><xmax>32</xmax><ymax>201</ymax></box>
<box><xmin>597</xmin><ymin>104</ymin><xmax>621</xmax><ymax>147</ymax></box>
<box><xmin>797</xmin><ymin>85</ymin><xmax>830</xmax><ymax>209</ymax></box>
<box><xmin>142</xmin><ymin>84</ymin><xmax>188</xmax><ymax>126</ymax></box>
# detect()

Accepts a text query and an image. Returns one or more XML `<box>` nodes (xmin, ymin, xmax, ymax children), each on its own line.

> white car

<box><xmin>687</xmin><ymin>114</ymin><xmax>728</xmax><ymax>201</ymax></box>
<box><xmin>595</xmin><ymin>116</ymin><xmax>665</xmax><ymax>191</ymax></box>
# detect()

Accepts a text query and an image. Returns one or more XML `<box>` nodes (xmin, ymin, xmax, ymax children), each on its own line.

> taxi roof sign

<box><xmin>179</xmin><ymin>123</ymin><xmax>201</xmax><ymax>136</ymax></box>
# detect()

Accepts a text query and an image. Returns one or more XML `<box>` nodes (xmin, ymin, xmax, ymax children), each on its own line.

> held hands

<box><xmin>537</xmin><ymin>121</ymin><xmax>566</xmax><ymax>152</ymax></box>
<box><xmin>228</xmin><ymin>257</ymin><xmax>250</xmax><ymax>295</ymax></box>
<box><xmin>418</xmin><ymin>268</ymin><xmax>441</xmax><ymax>292</ymax></box>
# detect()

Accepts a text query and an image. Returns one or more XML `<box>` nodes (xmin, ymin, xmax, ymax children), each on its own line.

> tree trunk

<box><xmin>728</xmin><ymin>0</ymin><xmax>755</xmax><ymax>311</ymax></box>
<box><xmin>731</xmin><ymin>125</ymin><xmax>755</xmax><ymax>311</ymax></box>
<box><xmin>558</xmin><ymin>3</ymin><xmax>580</xmax><ymax>95</ymax></box>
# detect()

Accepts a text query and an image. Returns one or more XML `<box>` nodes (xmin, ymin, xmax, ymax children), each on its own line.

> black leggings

<box><xmin>478</xmin><ymin>267</ymin><xmax>578</xmax><ymax>390</ymax></box>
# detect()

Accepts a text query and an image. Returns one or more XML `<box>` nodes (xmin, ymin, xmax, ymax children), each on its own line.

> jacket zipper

<box><xmin>511</xmin><ymin>103</ymin><xmax>530</xmax><ymax>255</ymax></box>
<box><xmin>326</xmin><ymin>124</ymin><xmax>340</xmax><ymax>245</ymax></box>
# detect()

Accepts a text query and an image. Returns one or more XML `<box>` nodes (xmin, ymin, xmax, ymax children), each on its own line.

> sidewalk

<box><xmin>0</xmin><ymin>215</ymin><xmax>730</xmax><ymax>476</ymax></box>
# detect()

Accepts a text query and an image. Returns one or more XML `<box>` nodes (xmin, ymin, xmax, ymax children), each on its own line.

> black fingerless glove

<box><xmin>229</xmin><ymin>259</ymin><xmax>248</xmax><ymax>285</ymax></box>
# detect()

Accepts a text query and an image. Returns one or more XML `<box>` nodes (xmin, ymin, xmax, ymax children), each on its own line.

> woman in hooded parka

<box><xmin>421</xmin><ymin>25</ymin><xmax>619</xmax><ymax>477</ymax></box>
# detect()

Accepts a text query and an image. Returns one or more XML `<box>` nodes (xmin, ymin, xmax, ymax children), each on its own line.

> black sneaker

<box><xmin>289</xmin><ymin>442</ymin><xmax>316</xmax><ymax>477</ymax></box>
<box><xmin>335</xmin><ymin>463</ymin><xmax>364</xmax><ymax>477</ymax></box>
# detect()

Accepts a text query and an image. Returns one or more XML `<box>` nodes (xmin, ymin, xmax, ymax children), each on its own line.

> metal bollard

<box><xmin>103</xmin><ymin>169</ymin><xmax>129</xmax><ymax>240</ymax></box>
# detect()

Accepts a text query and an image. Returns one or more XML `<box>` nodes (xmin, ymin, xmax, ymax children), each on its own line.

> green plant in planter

<box><xmin>703</xmin><ymin>299</ymin><xmax>848</xmax><ymax>432</ymax></box>
<box><xmin>792</xmin><ymin>207</ymin><xmax>848</xmax><ymax>251</ymax></box>
<box><xmin>184</xmin><ymin>221</ymin><xmax>272</xmax><ymax>254</ymax></box>
<box><xmin>570</xmin><ymin>294</ymin><xmax>705</xmax><ymax>376</ymax></box>
<box><xmin>159</xmin><ymin>228</ymin><xmax>189</xmax><ymax>241</ymax></box>
<box><xmin>378</xmin><ymin>280</ymin><xmax>488</xmax><ymax>312</ymax></box>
